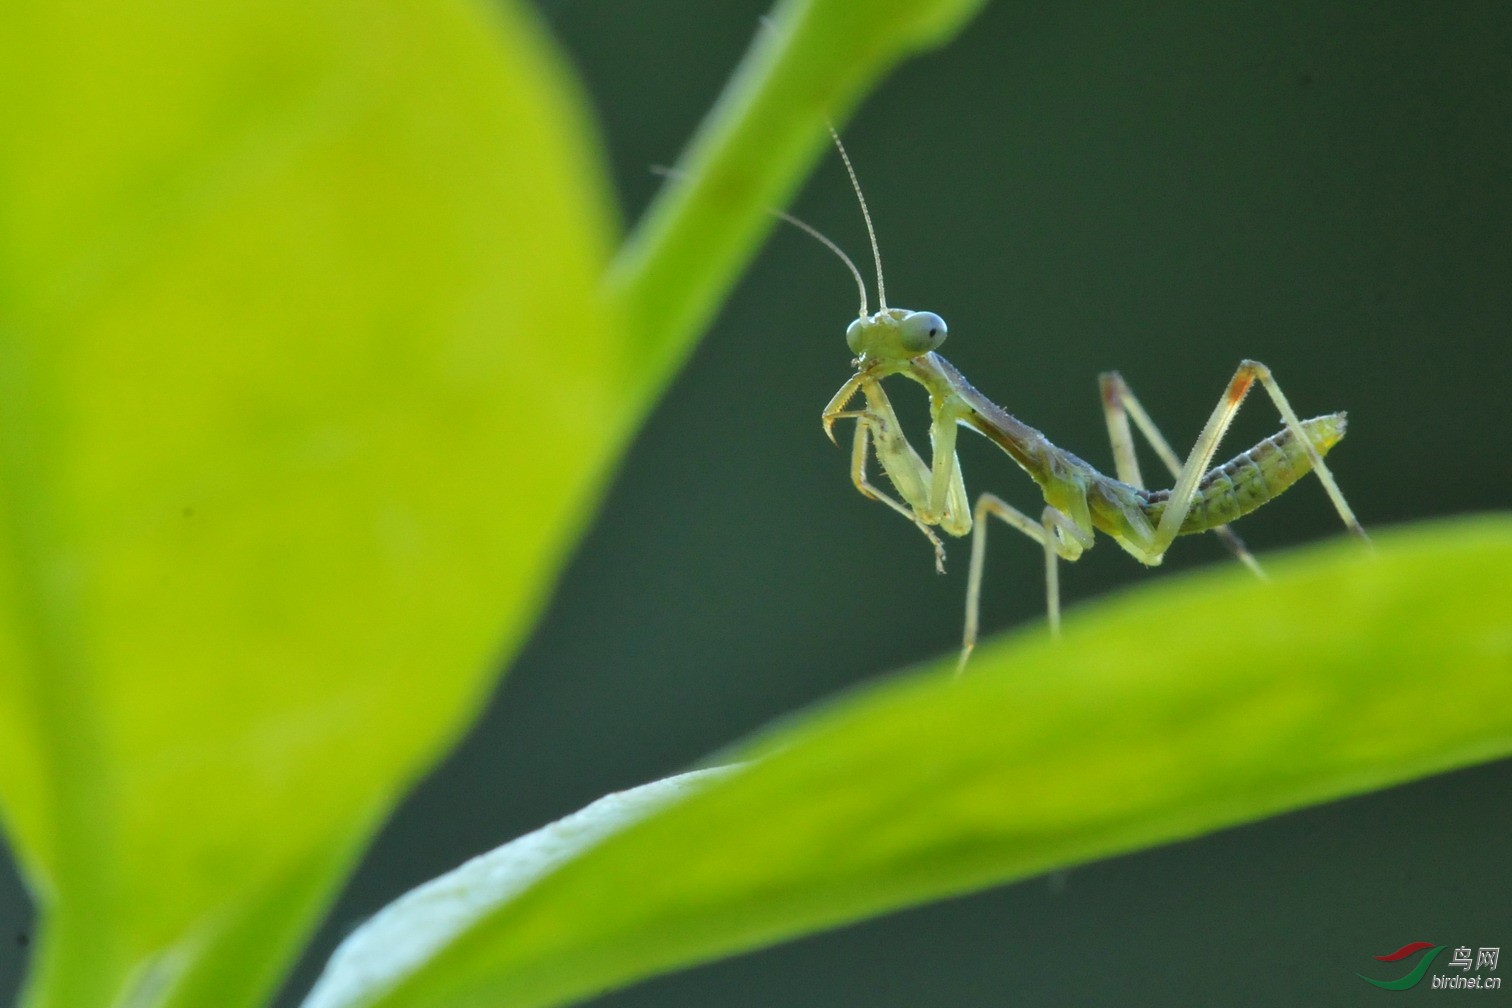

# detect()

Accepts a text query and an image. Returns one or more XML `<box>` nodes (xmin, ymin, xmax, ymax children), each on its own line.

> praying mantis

<box><xmin>808</xmin><ymin>131</ymin><xmax>1370</xmax><ymax>671</ymax></box>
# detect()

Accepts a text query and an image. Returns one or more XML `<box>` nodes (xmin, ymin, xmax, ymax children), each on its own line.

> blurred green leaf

<box><xmin>300</xmin><ymin>516</ymin><xmax>1512</xmax><ymax>1008</ymax></box>
<box><xmin>0</xmin><ymin>1</ymin><xmax>619</xmax><ymax>1005</ymax></box>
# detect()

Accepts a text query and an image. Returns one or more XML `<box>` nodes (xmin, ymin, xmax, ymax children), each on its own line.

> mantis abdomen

<box><xmin>1145</xmin><ymin>413</ymin><xmax>1347</xmax><ymax>535</ymax></box>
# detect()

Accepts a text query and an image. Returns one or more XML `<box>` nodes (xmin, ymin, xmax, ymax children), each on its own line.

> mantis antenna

<box><xmin>651</xmin><ymin>117</ymin><xmax>896</xmax><ymax>320</ymax></box>
<box><xmin>649</xmin><ymin>163</ymin><xmax>871</xmax><ymax>317</ymax></box>
<box><xmin>827</xmin><ymin>124</ymin><xmax>888</xmax><ymax>313</ymax></box>
<box><xmin>771</xmin><ymin>206</ymin><xmax>870</xmax><ymax>319</ymax></box>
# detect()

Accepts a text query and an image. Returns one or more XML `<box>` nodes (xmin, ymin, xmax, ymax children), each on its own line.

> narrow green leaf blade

<box><xmin>308</xmin><ymin>516</ymin><xmax>1512</xmax><ymax>1008</ymax></box>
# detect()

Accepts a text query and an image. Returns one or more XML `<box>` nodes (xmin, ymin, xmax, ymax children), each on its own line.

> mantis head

<box><xmin>846</xmin><ymin>308</ymin><xmax>948</xmax><ymax>362</ymax></box>
<box><xmin>771</xmin><ymin>126</ymin><xmax>948</xmax><ymax>365</ymax></box>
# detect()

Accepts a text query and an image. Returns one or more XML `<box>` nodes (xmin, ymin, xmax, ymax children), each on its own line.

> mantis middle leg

<box><xmin>958</xmin><ymin>493</ymin><xmax>1093</xmax><ymax>674</ymax></box>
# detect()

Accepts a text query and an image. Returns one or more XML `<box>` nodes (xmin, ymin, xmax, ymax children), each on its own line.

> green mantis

<box><xmin>812</xmin><ymin>131</ymin><xmax>1369</xmax><ymax>671</ymax></box>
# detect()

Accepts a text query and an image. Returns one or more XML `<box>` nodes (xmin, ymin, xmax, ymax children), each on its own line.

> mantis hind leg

<box><xmin>1098</xmin><ymin>371</ymin><xmax>1264</xmax><ymax>577</ymax></box>
<box><xmin>958</xmin><ymin>495</ymin><xmax>1091</xmax><ymax>675</ymax></box>
<box><xmin>1246</xmin><ymin>362</ymin><xmax>1368</xmax><ymax>542</ymax></box>
<box><xmin>1148</xmin><ymin>360</ymin><xmax>1369</xmax><ymax>553</ymax></box>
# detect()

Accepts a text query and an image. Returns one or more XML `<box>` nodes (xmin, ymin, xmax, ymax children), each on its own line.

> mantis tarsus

<box><xmin>808</xmin><ymin>130</ymin><xmax>1369</xmax><ymax>671</ymax></box>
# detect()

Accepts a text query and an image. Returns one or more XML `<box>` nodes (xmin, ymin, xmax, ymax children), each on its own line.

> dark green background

<box><xmin>3</xmin><ymin>1</ymin><xmax>1509</xmax><ymax>1004</ymax></box>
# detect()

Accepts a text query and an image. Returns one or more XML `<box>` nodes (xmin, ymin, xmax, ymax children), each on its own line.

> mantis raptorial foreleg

<box><xmin>827</xmin><ymin>379</ymin><xmax>958</xmax><ymax>571</ymax></box>
<box><xmin>1147</xmin><ymin>360</ymin><xmax>1369</xmax><ymax>555</ymax></box>
<box><xmin>832</xmin><ymin>406</ymin><xmax>948</xmax><ymax>572</ymax></box>
<box><xmin>1099</xmin><ymin>371</ymin><xmax>1264</xmax><ymax>577</ymax></box>
<box><xmin>923</xmin><ymin>399</ymin><xmax>968</xmax><ymax>528</ymax></box>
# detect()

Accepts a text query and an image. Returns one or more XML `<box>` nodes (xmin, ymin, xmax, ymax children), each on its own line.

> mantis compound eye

<box><xmin>846</xmin><ymin>317</ymin><xmax>866</xmax><ymax>355</ymax></box>
<box><xmin>898</xmin><ymin>311</ymin><xmax>947</xmax><ymax>353</ymax></box>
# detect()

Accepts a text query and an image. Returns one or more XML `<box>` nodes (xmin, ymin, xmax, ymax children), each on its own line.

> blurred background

<box><xmin>3</xmin><ymin>0</ymin><xmax>1508</xmax><ymax>1004</ymax></box>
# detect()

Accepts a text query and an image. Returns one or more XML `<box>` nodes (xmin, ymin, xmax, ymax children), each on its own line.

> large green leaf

<box><xmin>0</xmin><ymin>1</ymin><xmax>617</xmax><ymax>1005</ymax></box>
<box><xmin>0</xmin><ymin>0</ymin><xmax>1001</xmax><ymax>1001</ymax></box>
<box><xmin>300</xmin><ymin>516</ymin><xmax>1512</xmax><ymax>1008</ymax></box>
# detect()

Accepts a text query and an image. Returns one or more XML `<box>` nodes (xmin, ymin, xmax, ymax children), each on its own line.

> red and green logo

<box><xmin>1357</xmin><ymin>941</ymin><xmax>1446</xmax><ymax>990</ymax></box>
